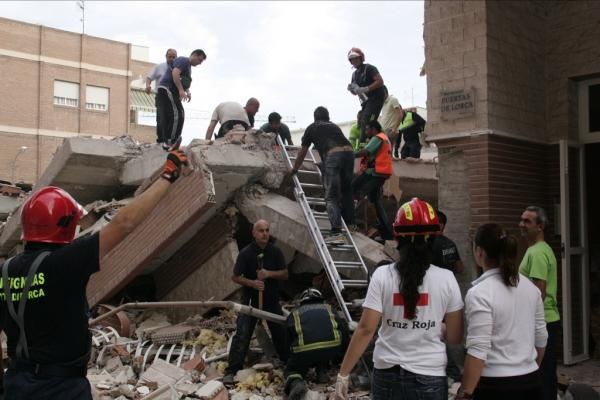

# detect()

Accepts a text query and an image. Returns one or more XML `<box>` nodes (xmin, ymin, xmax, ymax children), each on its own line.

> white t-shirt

<box><xmin>379</xmin><ymin>95</ymin><xmax>402</xmax><ymax>134</ymax></box>
<box><xmin>210</xmin><ymin>101</ymin><xmax>250</xmax><ymax>125</ymax></box>
<box><xmin>465</xmin><ymin>269</ymin><xmax>547</xmax><ymax>377</ymax></box>
<box><xmin>363</xmin><ymin>264</ymin><xmax>464</xmax><ymax>376</ymax></box>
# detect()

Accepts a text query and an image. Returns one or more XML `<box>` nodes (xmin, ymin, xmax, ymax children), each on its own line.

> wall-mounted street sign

<box><xmin>441</xmin><ymin>88</ymin><xmax>475</xmax><ymax>120</ymax></box>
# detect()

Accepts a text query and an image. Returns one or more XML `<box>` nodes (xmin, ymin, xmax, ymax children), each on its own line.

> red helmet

<box><xmin>393</xmin><ymin>198</ymin><xmax>441</xmax><ymax>237</ymax></box>
<box><xmin>347</xmin><ymin>47</ymin><xmax>365</xmax><ymax>62</ymax></box>
<box><xmin>21</xmin><ymin>186</ymin><xmax>85</xmax><ymax>244</ymax></box>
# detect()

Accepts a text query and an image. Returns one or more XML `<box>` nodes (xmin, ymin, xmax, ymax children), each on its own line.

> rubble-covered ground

<box><xmin>87</xmin><ymin>308</ymin><xmax>375</xmax><ymax>400</ymax></box>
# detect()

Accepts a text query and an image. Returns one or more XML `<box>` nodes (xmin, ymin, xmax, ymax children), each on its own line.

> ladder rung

<box><xmin>312</xmin><ymin>211</ymin><xmax>328</xmax><ymax>217</ymax></box>
<box><xmin>334</xmin><ymin>261</ymin><xmax>363</xmax><ymax>266</ymax></box>
<box><xmin>300</xmin><ymin>183</ymin><xmax>322</xmax><ymax>189</ymax></box>
<box><xmin>314</xmin><ymin>214</ymin><xmax>329</xmax><ymax>219</ymax></box>
<box><xmin>298</xmin><ymin>169</ymin><xmax>320</xmax><ymax>175</ymax></box>
<box><xmin>285</xmin><ymin>145</ymin><xmax>300</xmax><ymax>150</ymax></box>
<box><xmin>289</xmin><ymin>157</ymin><xmax>314</xmax><ymax>162</ymax></box>
<box><xmin>306</xmin><ymin>196</ymin><xmax>325</xmax><ymax>203</ymax></box>
<box><xmin>328</xmin><ymin>245</ymin><xmax>354</xmax><ymax>251</ymax></box>
<box><xmin>341</xmin><ymin>279</ymin><xmax>369</xmax><ymax>288</ymax></box>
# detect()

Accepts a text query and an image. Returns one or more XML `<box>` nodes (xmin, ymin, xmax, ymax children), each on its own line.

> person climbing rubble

<box><xmin>291</xmin><ymin>106</ymin><xmax>356</xmax><ymax>244</ymax></box>
<box><xmin>222</xmin><ymin>219</ymin><xmax>289</xmax><ymax>385</ymax></box>
<box><xmin>284</xmin><ymin>288</ymin><xmax>349</xmax><ymax>400</ymax></box>
<box><xmin>0</xmin><ymin>148</ymin><xmax>189</xmax><ymax>399</ymax></box>
<box><xmin>352</xmin><ymin>120</ymin><xmax>394</xmax><ymax>242</ymax></box>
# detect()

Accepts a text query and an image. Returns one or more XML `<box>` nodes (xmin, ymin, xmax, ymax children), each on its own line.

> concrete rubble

<box><xmin>0</xmin><ymin>130</ymin><xmax>441</xmax><ymax>399</ymax></box>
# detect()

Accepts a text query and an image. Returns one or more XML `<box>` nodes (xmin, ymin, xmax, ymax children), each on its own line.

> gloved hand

<box><xmin>347</xmin><ymin>83</ymin><xmax>358</xmax><ymax>94</ymax></box>
<box><xmin>161</xmin><ymin>149</ymin><xmax>188</xmax><ymax>183</ymax></box>
<box><xmin>354</xmin><ymin>86</ymin><xmax>369</xmax><ymax>94</ymax></box>
<box><xmin>332</xmin><ymin>373</ymin><xmax>349</xmax><ymax>400</ymax></box>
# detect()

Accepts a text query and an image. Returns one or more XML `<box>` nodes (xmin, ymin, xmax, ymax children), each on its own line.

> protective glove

<box><xmin>332</xmin><ymin>373</ymin><xmax>349</xmax><ymax>400</ymax></box>
<box><xmin>354</xmin><ymin>86</ymin><xmax>369</xmax><ymax>94</ymax></box>
<box><xmin>161</xmin><ymin>149</ymin><xmax>188</xmax><ymax>183</ymax></box>
<box><xmin>347</xmin><ymin>83</ymin><xmax>358</xmax><ymax>94</ymax></box>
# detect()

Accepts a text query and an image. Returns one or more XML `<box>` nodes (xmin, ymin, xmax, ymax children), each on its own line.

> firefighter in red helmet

<box><xmin>346</xmin><ymin>47</ymin><xmax>385</xmax><ymax>145</ymax></box>
<box><xmin>334</xmin><ymin>198</ymin><xmax>464</xmax><ymax>399</ymax></box>
<box><xmin>0</xmin><ymin>149</ymin><xmax>187</xmax><ymax>400</ymax></box>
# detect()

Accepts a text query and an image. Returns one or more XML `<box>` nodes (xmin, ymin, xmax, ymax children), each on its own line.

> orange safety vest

<box><xmin>373</xmin><ymin>132</ymin><xmax>393</xmax><ymax>176</ymax></box>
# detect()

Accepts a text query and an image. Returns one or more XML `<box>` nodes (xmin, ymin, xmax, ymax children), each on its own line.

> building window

<box><xmin>53</xmin><ymin>80</ymin><xmax>79</xmax><ymax>107</ymax></box>
<box><xmin>578</xmin><ymin>78</ymin><xmax>600</xmax><ymax>143</ymax></box>
<box><xmin>86</xmin><ymin>85</ymin><xmax>109</xmax><ymax>111</ymax></box>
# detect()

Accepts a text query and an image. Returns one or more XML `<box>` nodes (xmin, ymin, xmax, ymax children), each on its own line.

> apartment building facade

<box><xmin>0</xmin><ymin>17</ymin><xmax>156</xmax><ymax>185</ymax></box>
<box><xmin>424</xmin><ymin>0</ymin><xmax>600</xmax><ymax>363</ymax></box>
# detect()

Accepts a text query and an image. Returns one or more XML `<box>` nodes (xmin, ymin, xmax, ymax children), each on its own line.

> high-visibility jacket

<box><xmin>372</xmin><ymin>133</ymin><xmax>393</xmax><ymax>177</ymax></box>
<box><xmin>287</xmin><ymin>301</ymin><xmax>347</xmax><ymax>353</ymax></box>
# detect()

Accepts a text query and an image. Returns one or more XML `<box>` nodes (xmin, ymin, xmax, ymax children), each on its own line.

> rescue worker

<box><xmin>346</xmin><ymin>47</ymin><xmax>385</xmax><ymax>144</ymax></box>
<box><xmin>334</xmin><ymin>198</ymin><xmax>464</xmax><ymax>400</ymax></box>
<box><xmin>352</xmin><ymin>120</ymin><xmax>394</xmax><ymax>241</ymax></box>
<box><xmin>0</xmin><ymin>148</ymin><xmax>188</xmax><ymax>400</ymax></box>
<box><xmin>393</xmin><ymin>109</ymin><xmax>426</xmax><ymax>160</ymax></box>
<box><xmin>285</xmin><ymin>288</ymin><xmax>349</xmax><ymax>400</ymax></box>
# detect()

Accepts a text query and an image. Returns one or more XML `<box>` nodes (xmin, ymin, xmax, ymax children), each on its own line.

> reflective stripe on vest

<box><xmin>374</xmin><ymin>133</ymin><xmax>393</xmax><ymax>176</ymax></box>
<box><xmin>399</xmin><ymin>111</ymin><xmax>415</xmax><ymax>130</ymax></box>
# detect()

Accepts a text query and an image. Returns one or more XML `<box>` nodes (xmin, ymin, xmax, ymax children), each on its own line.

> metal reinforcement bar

<box><xmin>89</xmin><ymin>300</ymin><xmax>287</xmax><ymax>326</ymax></box>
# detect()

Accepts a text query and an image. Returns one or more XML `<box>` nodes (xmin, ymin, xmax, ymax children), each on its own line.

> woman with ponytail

<box><xmin>457</xmin><ymin>224</ymin><xmax>547</xmax><ymax>400</ymax></box>
<box><xmin>333</xmin><ymin>198</ymin><xmax>464</xmax><ymax>400</ymax></box>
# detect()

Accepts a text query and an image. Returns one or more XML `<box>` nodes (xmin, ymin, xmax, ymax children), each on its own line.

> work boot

<box><xmin>324</xmin><ymin>233</ymin><xmax>346</xmax><ymax>245</ymax></box>
<box><xmin>222</xmin><ymin>374</ymin><xmax>235</xmax><ymax>385</ymax></box>
<box><xmin>287</xmin><ymin>379</ymin><xmax>307</xmax><ymax>400</ymax></box>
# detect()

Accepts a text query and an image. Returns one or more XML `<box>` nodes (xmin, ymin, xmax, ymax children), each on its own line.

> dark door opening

<box><xmin>586</xmin><ymin>143</ymin><xmax>600</xmax><ymax>359</ymax></box>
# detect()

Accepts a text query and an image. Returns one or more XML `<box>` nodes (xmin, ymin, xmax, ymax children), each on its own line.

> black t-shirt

<box><xmin>351</xmin><ymin>63</ymin><xmax>385</xmax><ymax>102</ymax></box>
<box><xmin>431</xmin><ymin>234</ymin><xmax>461</xmax><ymax>273</ymax></box>
<box><xmin>301</xmin><ymin>121</ymin><xmax>352</xmax><ymax>159</ymax></box>
<box><xmin>233</xmin><ymin>241</ymin><xmax>286</xmax><ymax>307</ymax></box>
<box><xmin>260</xmin><ymin>122</ymin><xmax>292</xmax><ymax>145</ymax></box>
<box><xmin>0</xmin><ymin>233</ymin><xmax>100</xmax><ymax>365</ymax></box>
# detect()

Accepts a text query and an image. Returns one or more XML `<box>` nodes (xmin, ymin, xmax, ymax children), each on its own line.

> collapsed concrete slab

<box><xmin>161</xmin><ymin>240</ymin><xmax>240</xmax><ymax>322</ymax></box>
<box><xmin>234</xmin><ymin>190</ymin><xmax>392</xmax><ymax>270</ymax></box>
<box><xmin>0</xmin><ymin>137</ymin><xmax>141</xmax><ymax>256</ymax></box>
<box><xmin>86</xmin><ymin>167</ymin><xmax>215</xmax><ymax>307</ymax></box>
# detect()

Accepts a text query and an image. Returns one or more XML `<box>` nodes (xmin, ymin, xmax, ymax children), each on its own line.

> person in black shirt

<box><xmin>347</xmin><ymin>47</ymin><xmax>385</xmax><ymax>144</ymax></box>
<box><xmin>223</xmin><ymin>219</ymin><xmax>289</xmax><ymax>383</ymax></box>
<box><xmin>430</xmin><ymin>210</ymin><xmax>464</xmax><ymax>274</ymax></box>
<box><xmin>260</xmin><ymin>112</ymin><xmax>293</xmax><ymax>145</ymax></box>
<box><xmin>290</xmin><ymin>107</ymin><xmax>355</xmax><ymax>241</ymax></box>
<box><xmin>0</xmin><ymin>149</ymin><xmax>188</xmax><ymax>399</ymax></box>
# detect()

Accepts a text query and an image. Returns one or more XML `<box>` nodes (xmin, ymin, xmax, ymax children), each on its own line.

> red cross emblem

<box><xmin>393</xmin><ymin>293</ymin><xmax>429</xmax><ymax>318</ymax></box>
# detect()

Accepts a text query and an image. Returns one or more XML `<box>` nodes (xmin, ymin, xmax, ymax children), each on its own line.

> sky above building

<box><xmin>1</xmin><ymin>1</ymin><xmax>426</xmax><ymax>144</ymax></box>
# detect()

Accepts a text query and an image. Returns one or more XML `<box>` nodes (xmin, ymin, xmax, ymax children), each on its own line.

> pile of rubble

<box><xmin>87</xmin><ymin>308</ymin><xmax>372</xmax><ymax>400</ymax></box>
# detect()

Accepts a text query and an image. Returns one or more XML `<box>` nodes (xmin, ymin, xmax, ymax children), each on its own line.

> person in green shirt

<box><xmin>519</xmin><ymin>205</ymin><xmax>559</xmax><ymax>400</ymax></box>
<box><xmin>349</xmin><ymin>110</ymin><xmax>365</xmax><ymax>151</ymax></box>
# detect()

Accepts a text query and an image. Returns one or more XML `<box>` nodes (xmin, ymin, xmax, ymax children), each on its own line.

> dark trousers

<box><xmin>351</xmin><ymin>173</ymin><xmax>393</xmax><ymax>240</ymax></box>
<box><xmin>323</xmin><ymin>151</ymin><xmax>355</xmax><ymax>231</ymax></box>
<box><xmin>359</xmin><ymin>98</ymin><xmax>384</xmax><ymax>143</ymax></box>
<box><xmin>371</xmin><ymin>366</ymin><xmax>447</xmax><ymax>400</ymax></box>
<box><xmin>3</xmin><ymin>369</ymin><xmax>91</xmax><ymax>400</ymax></box>
<box><xmin>284</xmin><ymin>347</ymin><xmax>340</xmax><ymax>392</ymax></box>
<box><xmin>156</xmin><ymin>87</ymin><xmax>184</xmax><ymax>145</ymax></box>
<box><xmin>541</xmin><ymin>321</ymin><xmax>560</xmax><ymax>400</ymax></box>
<box><xmin>216</xmin><ymin>120</ymin><xmax>249</xmax><ymax>138</ymax></box>
<box><xmin>225</xmin><ymin>302</ymin><xmax>288</xmax><ymax>375</ymax></box>
<box><xmin>401</xmin><ymin>140</ymin><xmax>422</xmax><ymax>159</ymax></box>
<box><xmin>474</xmin><ymin>370</ymin><xmax>543</xmax><ymax>400</ymax></box>
<box><xmin>154</xmin><ymin>94</ymin><xmax>164</xmax><ymax>144</ymax></box>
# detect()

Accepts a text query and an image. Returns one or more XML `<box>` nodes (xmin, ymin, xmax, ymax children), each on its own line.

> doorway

<box><xmin>585</xmin><ymin>143</ymin><xmax>600</xmax><ymax>359</ymax></box>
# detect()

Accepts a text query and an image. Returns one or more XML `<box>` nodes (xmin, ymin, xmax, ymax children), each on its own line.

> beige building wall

<box><xmin>0</xmin><ymin>17</ymin><xmax>155</xmax><ymax>185</ymax></box>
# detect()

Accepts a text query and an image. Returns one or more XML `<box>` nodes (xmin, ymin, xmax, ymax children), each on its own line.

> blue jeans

<box><xmin>323</xmin><ymin>151</ymin><xmax>355</xmax><ymax>230</ymax></box>
<box><xmin>372</xmin><ymin>366</ymin><xmax>447</xmax><ymax>400</ymax></box>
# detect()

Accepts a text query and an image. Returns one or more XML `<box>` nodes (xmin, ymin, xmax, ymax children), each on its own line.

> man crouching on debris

<box><xmin>285</xmin><ymin>288</ymin><xmax>349</xmax><ymax>400</ymax></box>
<box><xmin>223</xmin><ymin>219</ymin><xmax>289</xmax><ymax>385</ymax></box>
<box><xmin>0</xmin><ymin>149</ymin><xmax>188</xmax><ymax>400</ymax></box>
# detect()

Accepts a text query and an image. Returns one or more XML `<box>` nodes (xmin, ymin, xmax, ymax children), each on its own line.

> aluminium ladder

<box><xmin>277</xmin><ymin>136</ymin><xmax>370</xmax><ymax>328</ymax></box>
